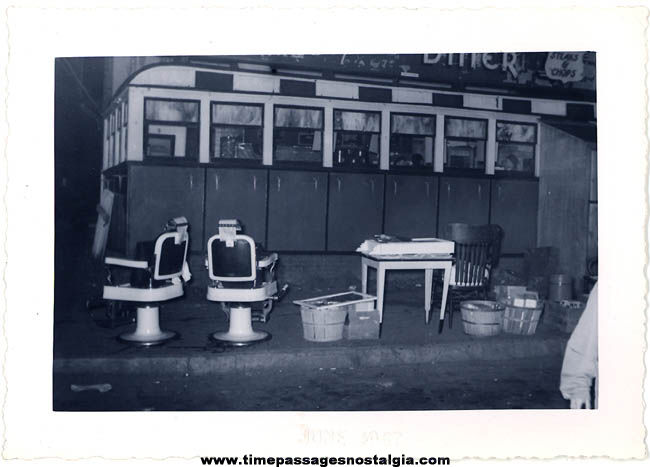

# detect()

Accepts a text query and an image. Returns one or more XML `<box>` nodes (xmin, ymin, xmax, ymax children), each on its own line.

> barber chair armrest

<box><xmin>105</xmin><ymin>256</ymin><xmax>149</xmax><ymax>269</ymax></box>
<box><xmin>257</xmin><ymin>253</ymin><xmax>278</xmax><ymax>269</ymax></box>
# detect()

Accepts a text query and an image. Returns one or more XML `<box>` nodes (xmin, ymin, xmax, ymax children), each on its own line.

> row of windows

<box><xmin>137</xmin><ymin>98</ymin><xmax>537</xmax><ymax>174</ymax></box>
<box><xmin>105</xmin><ymin>100</ymin><xmax>128</xmax><ymax>168</ymax></box>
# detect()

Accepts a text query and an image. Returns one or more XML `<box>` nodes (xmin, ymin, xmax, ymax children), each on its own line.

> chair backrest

<box><xmin>152</xmin><ymin>217</ymin><xmax>190</xmax><ymax>281</ymax></box>
<box><xmin>207</xmin><ymin>220</ymin><xmax>257</xmax><ymax>282</ymax></box>
<box><xmin>486</xmin><ymin>224</ymin><xmax>503</xmax><ymax>268</ymax></box>
<box><xmin>446</xmin><ymin>223</ymin><xmax>502</xmax><ymax>288</ymax></box>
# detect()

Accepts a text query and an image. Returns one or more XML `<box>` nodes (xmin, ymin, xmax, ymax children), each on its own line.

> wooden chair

<box><xmin>444</xmin><ymin>223</ymin><xmax>503</xmax><ymax>329</ymax></box>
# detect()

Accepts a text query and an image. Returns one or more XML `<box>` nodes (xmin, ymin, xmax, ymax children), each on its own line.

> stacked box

<box><xmin>545</xmin><ymin>300</ymin><xmax>586</xmax><ymax>334</ymax></box>
<box><xmin>345</xmin><ymin>309</ymin><xmax>381</xmax><ymax>340</ymax></box>
<box><xmin>493</xmin><ymin>285</ymin><xmax>528</xmax><ymax>303</ymax></box>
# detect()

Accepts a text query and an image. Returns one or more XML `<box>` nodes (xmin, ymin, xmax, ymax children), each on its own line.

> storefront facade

<box><xmin>100</xmin><ymin>54</ymin><xmax>596</xmax><ymax>290</ymax></box>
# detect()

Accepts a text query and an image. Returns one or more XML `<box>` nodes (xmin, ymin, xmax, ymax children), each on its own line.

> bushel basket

<box><xmin>460</xmin><ymin>300</ymin><xmax>505</xmax><ymax>337</ymax></box>
<box><xmin>294</xmin><ymin>292</ymin><xmax>377</xmax><ymax>342</ymax></box>
<box><xmin>300</xmin><ymin>307</ymin><xmax>347</xmax><ymax>342</ymax></box>
<box><xmin>502</xmin><ymin>298</ymin><xmax>544</xmax><ymax>335</ymax></box>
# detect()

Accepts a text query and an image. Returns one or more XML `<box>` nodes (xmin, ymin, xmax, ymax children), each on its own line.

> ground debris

<box><xmin>70</xmin><ymin>383</ymin><xmax>112</xmax><ymax>393</ymax></box>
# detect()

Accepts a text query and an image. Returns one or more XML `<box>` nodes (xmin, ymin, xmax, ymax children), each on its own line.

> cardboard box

<box><xmin>345</xmin><ymin>309</ymin><xmax>381</xmax><ymax>340</ymax></box>
<box><xmin>512</xmin><ymin>297</ymin><xmax>523</xmax><ymax>307</ymax></box>
<box><xmin>545</xmin><ymin>300</ymin><xmax>585</xmax><ymax>334</ymax></box>
<box><xmin>493</xmin><ymin>285</ymin><xmax>528</xmax><ymax>302</ymax></box>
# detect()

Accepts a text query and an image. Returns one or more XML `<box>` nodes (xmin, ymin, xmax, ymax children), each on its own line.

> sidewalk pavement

<box><xmin>54</xmin><ymin>284</ymin><xmax>569</xmax><ymax>377</ymax></box>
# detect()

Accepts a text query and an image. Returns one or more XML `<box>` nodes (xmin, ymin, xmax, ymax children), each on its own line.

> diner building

<box><xmin>99</xmin><ymin>53</ymin><xmax>597</xmax><ymax>293</ymax></box>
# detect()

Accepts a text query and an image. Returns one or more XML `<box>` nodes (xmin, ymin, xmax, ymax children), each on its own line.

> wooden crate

<box><xmin>545</xmin><ymin>300</ymin><xmax>586</xmax><ymax>334</ymax></box>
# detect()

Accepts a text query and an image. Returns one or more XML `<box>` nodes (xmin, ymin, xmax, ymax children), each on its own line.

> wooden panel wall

<box><xmin>538</xmin><ymin>123</ymin><xmax>591</xmax><ymax>292</ymax></box>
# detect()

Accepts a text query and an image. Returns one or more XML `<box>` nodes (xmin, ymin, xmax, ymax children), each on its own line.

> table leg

<box><xmin>439</xmin><ymin>263</ymin><xmax>452</xmax><ymax>333</ymax></box>
<box><xmin>377</xmin><ymin>266</ymin><xmax>386</xmax><ymax>324</ymax></box>
<box><xmin>361</xmin><ymin>261</ymin><xmax>368</xmax><ymax>294</ymax></box>
<box><xmin>424</xmin><ymin>269</ymin><xmax>433</xmax><ymax>324</ymax></box>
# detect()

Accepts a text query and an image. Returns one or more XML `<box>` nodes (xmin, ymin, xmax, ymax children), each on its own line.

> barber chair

<box><xmin>206</xmin><ymin>220</ymin><xmax>286</xmax><ymax>346</ymax></box>
<box><xmin>102</xmin><ymin>217</ymin><xmax>191</xmax><ymax>345</ymax></box>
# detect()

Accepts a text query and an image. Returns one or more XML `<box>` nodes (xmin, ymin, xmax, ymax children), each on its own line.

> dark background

<box><xmin>55</xmin><ymin>57</ymin><xmax>104</xmax><ymax>229</ymax></box>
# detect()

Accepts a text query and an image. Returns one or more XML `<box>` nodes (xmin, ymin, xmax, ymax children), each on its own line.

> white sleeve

<box><xmin>560</xmin><ymin>282</ymin><xmax>598</xmax><ymax>401</ymax></box>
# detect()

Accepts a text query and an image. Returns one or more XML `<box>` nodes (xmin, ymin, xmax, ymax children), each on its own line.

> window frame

<box><xmin>495</xmin><ymin>120</ymin><xmax>538</xmax><ymax>175</ymax></box>
<box><xmin>143</xmin><ymin>97</ymin><xmax>201</xmax><ymax>161</ymax></box>
<box><xmin>389</xmin><ymin>112</ymin><xmax>436</xmax><ymax>170</ymax></box>
<box><xmin>146</xmin><ymin>134</ymin><xmax>176</xmax><ymax>158</ymax></box>
<box><xmin>333</xmin><ymin>108</ymin><xmax>382</xmax><ymax>169</ymax></box>
<box><xmin>443</xmin><ymin>115</ymin><xmax>488</xmax><ymax>172</ymax></box>
<box><xmin>209</xmin><ymin>101</ymin><xmax>265</xmax><ymax>163</ymax></box>
<box><xmin>273</xmin><ymin>104</ymin><xmax>325</xmax><ymax>166</ymax></box>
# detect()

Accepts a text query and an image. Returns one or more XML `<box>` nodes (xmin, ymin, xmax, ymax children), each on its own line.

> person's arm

<box><xmin>560</xmin><ymin>282</ymin><xmax>598</xmax><ymax>408</ymax></box>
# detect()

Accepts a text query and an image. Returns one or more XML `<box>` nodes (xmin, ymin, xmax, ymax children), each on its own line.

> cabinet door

<box><xmin>205</xmin><ymin>168</ymin><xmax>268</xmax><ymax>247</ymax></box>
<box><xmin>128</xmin><ymin>165</ymin><xmax>205</xmax><ymax>254</ymax></box>
<box><xmin>267</xmin><ymin>170</ymin><xmax>328</xmax><ymax>251</ymax></box>
<box><xmin>384</xmin><ymin>175</ymin><xmax>438</xmax><ymax>238</ymax></box>
<box><xmin>437</xmin><ymin>177</ymin><xmax>490</xmax><ymax>236</ymax></box>
<box><xmin>490</xmin><ymin>179</ymin><xmax>538</xmax><ymax>254</ymax></box>
<box><xmin>327</xmin><ymin>173</ymin><xmax>385</xmax><ymax>251</ymax></box>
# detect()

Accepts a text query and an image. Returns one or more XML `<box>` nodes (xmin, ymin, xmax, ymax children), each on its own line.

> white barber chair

<box><xmin>206</xmin><ymin>220</ymin><xmax>285</xmax><ymax>346</ymax></box>
<box><xmin>103</xmin><ymin>217</ymin><xmax>191</xmax><ymax>345</ymax></box>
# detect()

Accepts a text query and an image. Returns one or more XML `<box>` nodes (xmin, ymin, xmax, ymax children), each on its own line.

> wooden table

<box><xmin>360</xmin><ymin>253</ymin><xmax>453</xmax><ymax>329</ymax></box>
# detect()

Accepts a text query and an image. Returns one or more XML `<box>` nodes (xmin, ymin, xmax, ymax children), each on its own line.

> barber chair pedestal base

<box><xmin>118</xmin><ymin>306</ymin><xmax>178</xmax><ymax>346</ymax></box>
<box><xmin>211</xmin><ymin>306</ymin><xmax>271</xmax><ymax>346</ymax></box>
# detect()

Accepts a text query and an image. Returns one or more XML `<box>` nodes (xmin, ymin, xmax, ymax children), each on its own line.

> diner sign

<box><xmin>544</xmin><ymin>52</ymin><xmax>585</xmax><ymax>83</ymax></box>
<box><xmin>187</xmin><ymin>53</ymin><xmax>596</xmax><ymax>99</ymax></box>
<box><xmin>423</xmin><ymin>53</ymin><xmax>520</xmax><ymax>79</ymax></box>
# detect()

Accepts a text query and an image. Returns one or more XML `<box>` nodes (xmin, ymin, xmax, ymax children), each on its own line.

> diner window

<box><xmin>211</xmin><ymin>103</ymin><xmax>263</xmax><ymax>161</ymax></box>
<box><xmin>115</xmin><ymin>107</ymin><xmax>122</xmax><ymax>163</ymax></box>
<box><xmin>390</xmin><ymin>113</ymin><xmax>435</xmax><ymax>169</ymax></box>
<box><xmin>333</xmin><ymin>110</ymin><xmax>381</xmax><ymax>168</ymax></box>
<box><xmin>273</xmin><ymin>106</ymin><xmax>323</xmax><ymax>164</ymax></box>
<box><xmin>104</xmin><ymin>117</ymin><xmax>111</xmax><ymax>167</ymax></box>
<box><xmin>121</xmin><ymin>102</ymin><xmax>128</xmax><ymax>162</ymax></box>
<box><xmin>444</xmin><ymin>117</ymin><xmax>487</xmax><ymax>171</ymax></box>
<box><xmin>496</xmin><ymin>121</ymin><xmax>537</xmax><ymax>174</ymax></box>
<box><xmin>110</xmin><ymin>112</ymin><xmax>117</xmax><ymax>166</ymax></box>
<box><xmin>144</xmin><ymin>98</ymin><xmax>200</xmax><ymax>159</ymax></box>
<box><xmin>121</xmin><ymin>127</ymin><xmax>128</xmax><ymax>163</ymax></box>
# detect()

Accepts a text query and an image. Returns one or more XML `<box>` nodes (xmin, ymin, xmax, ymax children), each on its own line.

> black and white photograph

<box><xmin>2</xmin><ymin>2</ymin><xmax>649</xmax><ymax>462</ymax></box>
<box><xmin>53</xmin><ymin>52</ymin><xmax>600</xmax><ymax>413</ymax></box>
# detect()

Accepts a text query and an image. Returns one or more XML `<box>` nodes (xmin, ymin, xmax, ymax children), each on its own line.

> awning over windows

<box><xmin>542</xmin><ymin>119</ymin><xmax>597</xmax><ymax>144</ymax></box>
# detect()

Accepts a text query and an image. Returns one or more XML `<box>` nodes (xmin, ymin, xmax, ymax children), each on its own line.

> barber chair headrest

<box><xmin>218</xmin><ymin>219</ymin><xmax>242</xmax><ymax>247</ymax></box>
<box><xmin>165</xmin><ymin>216</ymin><xmax>189</xmax><ymax>245</ymax></box>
